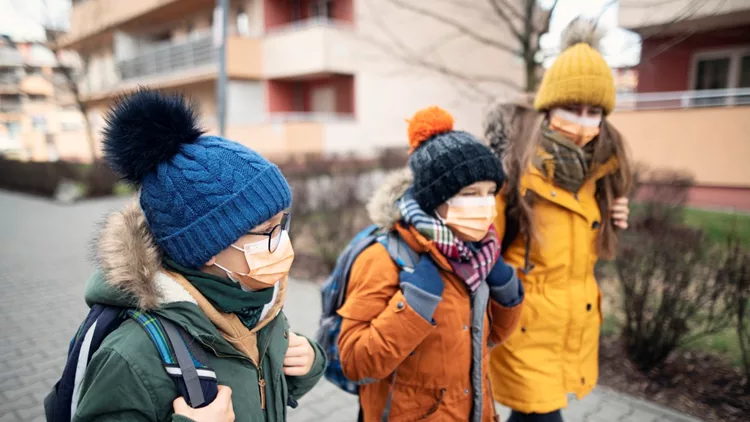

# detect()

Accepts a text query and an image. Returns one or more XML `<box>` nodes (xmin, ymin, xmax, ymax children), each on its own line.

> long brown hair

<box><xmin>484</xmin><ymin>101</ymin><xmax>632</xmax><ymax>259</ymax></box>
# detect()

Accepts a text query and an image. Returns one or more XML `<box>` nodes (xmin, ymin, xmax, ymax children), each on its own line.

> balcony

<box><xmin>20</xmin><ymin>76</ymin><xmax>55</xmax><ymax>97</ymax></box>
<box><xmin>118</xmin><ymin>34</ymin><xmax>217</xmax><ymax>82</ymax></box>
<box><xmin>610</xmin><ymin>89</ymin><xmax>750</xmax><ymax>189</ymax></box>
<box><xmin>60</xmin><ymin>0</ymin><xmax>183</xmax><ymax>47</ymax></box>
<box><xmin>617</xmin><ymin>88</ymin><xmax>750</xmax><ymax>111</ymax></box>
<box><xmin>222</xmin><ymin>118</ymin><xmax>360</xmax><ymax>157</ymax></box>
<box><xmin>620</xmin><ymin>0</ymin><xmax>750</xmax><ymax>34</ymax></box>
<box><xmin>0</xmin><ymin>100</ymin><xmax>22</xmax><ymax>113</ymax></box>
<box><xmin>262</xmin><ymin>19</ymin><xmax>355</xmax><ymax>79</ymax></box>
<box><xmin>88</xmin><ymin>34</ymin><xmax>261</xmax><ymax>96</ymax></box>
<box><xmin>0</xmin><ymin>49</ymin><xmax>23</xmax><ymax>67</ymax></box>
<box><xmin>0</xmin><ymin>74</ymin><xmax>21</xmax><ymax>93</ymax></box>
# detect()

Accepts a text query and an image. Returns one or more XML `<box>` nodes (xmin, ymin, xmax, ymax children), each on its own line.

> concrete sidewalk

<box><xmin>0</xmin><ymin>191</ymin><xmax>702</xmax><ymax>422</ymax></box>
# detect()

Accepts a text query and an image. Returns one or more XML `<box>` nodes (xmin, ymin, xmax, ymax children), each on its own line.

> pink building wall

<box><xmin>637</xmin><ymin>24</ymin><xmax>750</xmax><ymax>93</ymax></box>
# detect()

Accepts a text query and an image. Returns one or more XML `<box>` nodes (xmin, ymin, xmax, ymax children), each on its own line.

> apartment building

<box><xmin>59</xmin><ymin>0</ymin><xmax>523</xmax><ymax>159</ymax></box>
<box><xmin>0</xmin><ymin>36</ymin><xmax>86</xmax><ymax>161</ymax></box>
<box><xmin>614</xmin><ymin>0</ymin><xmax>750</xmax><ymax>211</ymax></box>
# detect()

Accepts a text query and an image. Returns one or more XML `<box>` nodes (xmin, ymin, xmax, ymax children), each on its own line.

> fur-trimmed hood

<box><xmin>366</xmin><ymin>167</ymin><xmax>413</xmax><ymax>229</ymax></box>
<box><xmin>87</xmin><ymin>201</ymin><xmax>196</xmax><ymax>310</ymax></box>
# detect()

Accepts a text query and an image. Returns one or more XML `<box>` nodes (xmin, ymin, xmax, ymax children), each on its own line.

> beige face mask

<box><xmin>549</xmin><ymin>108</ymin><xmax>601</xmax><ymax>146</ymax></box>
<box><xmin>441</xmin><ymin>196</ymin><xmax>498</xmax><ymax>242</ymax></box>
<box><xmin>215</xmin><ymin>231</ymin><xmax>295</xmax><ymax>291</ymax></box>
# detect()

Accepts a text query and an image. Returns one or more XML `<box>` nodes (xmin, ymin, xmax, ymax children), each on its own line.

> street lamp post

<box><xmin>215</xmin><ymin>0</ymin><xmax>229</xmax><ymax>137</ymax></box>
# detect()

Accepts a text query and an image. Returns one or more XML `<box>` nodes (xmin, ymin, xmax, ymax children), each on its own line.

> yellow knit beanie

<box><xmin>534</xmin><ymin>18</ymin><xmax>616</xmax><ymax>114</ymax></box>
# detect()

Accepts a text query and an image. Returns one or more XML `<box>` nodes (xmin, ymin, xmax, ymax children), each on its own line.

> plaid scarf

<box><xmin>534</xmin><ymin>126</ymin><xmax>596</xmax><ymax>194</ymax></box>
<box><xmin>397</xmin><ymin>190</ymin><xmax>499</xmax><ymax>292</ymax></box>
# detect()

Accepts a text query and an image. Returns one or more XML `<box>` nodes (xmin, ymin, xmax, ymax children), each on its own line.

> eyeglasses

<box><xmin>247</xmin><ymin>212</ymin><xmax>291</xmax><ymax>253</ymax></box>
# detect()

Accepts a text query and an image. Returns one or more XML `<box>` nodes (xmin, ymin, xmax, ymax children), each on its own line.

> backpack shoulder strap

<box><xmin>333</xmin><ymin>225</ymin><xmax>383</xmax><ymax>310</ymax></box>
<box><xmin>127</xmin><ymin>310</ymin><xmax>218</xmax><ymax>409</ymax></box>
<box><xmin>376</xmin><ymin>230</ymin><xmax>419</xmax><ymax>272</ymax></box>
<box><xmin>158</xmin><ymin>316</ymin><xmax>208</xmax><ymax>408</ymax></box>
<box><xmin>46</xmin><ymin>305</ymin><xmax>127</xmax><ymax>422</ymax></box>
<box><xmin>382</xmin><ymin>230</ymin><xmax>419</xmax><ymax>272</ymax></box>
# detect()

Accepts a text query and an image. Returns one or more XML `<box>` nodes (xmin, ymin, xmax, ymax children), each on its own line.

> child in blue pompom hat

<box><xmin>70</xmin><ymin>88</ymin><xmax>326</xmax><ymax>421</ymax></box>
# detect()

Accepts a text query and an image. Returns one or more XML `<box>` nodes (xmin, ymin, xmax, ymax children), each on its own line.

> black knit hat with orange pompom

<box><xmin>407</xmin><ymin>106</ymin><xmax>504</xmax><ymax>213</ymax></box>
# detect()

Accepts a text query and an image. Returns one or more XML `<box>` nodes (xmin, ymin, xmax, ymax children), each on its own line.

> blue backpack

<box><xmin>44</xmin><ymin>305</ymin><xmax>218</xmax><ymax>422</ymax></box>
<box><xmin>315</xmin><ymin>225</ymin><xmax>418</xmax><ymax>418</ymax></box>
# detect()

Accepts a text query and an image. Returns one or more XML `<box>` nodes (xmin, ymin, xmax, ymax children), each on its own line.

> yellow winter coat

<box><xmin>489</xmin><ymin>157</ymin><xmax>618</xmax><ymax>414</ymax></box>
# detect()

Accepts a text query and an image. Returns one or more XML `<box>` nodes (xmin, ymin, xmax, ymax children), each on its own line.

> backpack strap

<box><xmin>335</xmin><ymin>225</ymin><xmax>383</xmax><ymax>310</ymax></box>
<box><xmin>127</xmin><ymin>310</ymin><xmax>218</xmax><ymax>409</ymax></box>
<box><xmin>158</xmin><ymin>316</ymin><xmax>207</xmax><ymax>408</ymax></box>
<box><xmin>45</xmin><ymin>305</ymin><xmax>127</xmax><ymax>422</ymax></box>
<box><xmin>382</xmin><ymin>231</ymin><xmax>419</xmax><ymax>273</ymax></box>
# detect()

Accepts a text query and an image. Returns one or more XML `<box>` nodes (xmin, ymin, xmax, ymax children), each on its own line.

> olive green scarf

<box><xmin>164</xmin><ymin>259</ymin><xmax>273</xmax><ymax>330</ymax></box>
<box><xmin>534</xmin><ymin>126</ymin><xmax>596</xmax><ymax>194</ymax></box>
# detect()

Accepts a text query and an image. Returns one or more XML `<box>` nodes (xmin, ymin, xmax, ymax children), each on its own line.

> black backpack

<box><xmin>44</xmin><ymin>304</ymin><xmax>218</xmax><ymax>422</ymax></box>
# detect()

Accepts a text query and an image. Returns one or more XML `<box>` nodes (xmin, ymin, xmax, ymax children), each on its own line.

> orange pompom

<box><xmin>407</xmin><ymin>106</ymin><xmax>455</xmax><ymax>153</ymax></box>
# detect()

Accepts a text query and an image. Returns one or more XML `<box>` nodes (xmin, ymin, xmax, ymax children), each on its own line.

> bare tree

<box><xmin>45</xmin><ymin>29</ymin><xmax>97</xmax><ymax>162</ymax></box>
<box><xmin>365</xmin><ymin>0</ymin><xmax>560</xmax><ymax>95</ymax></box>
<box><xmin>10</xmin><ymin>0</ymin><xmax>98</xmax><ymax>162</ymax></box>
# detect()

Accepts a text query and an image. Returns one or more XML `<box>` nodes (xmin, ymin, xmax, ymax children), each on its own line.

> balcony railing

<box><xmin>0</xmin><ymin>102</ymin><xmax>22</xmax><ymax>113</ymax></box>
<box><xmin>0</xmin><ymin>74</ymin><xmax>21</xmax><ymax>86</ymax></box>
<box><xmin>268</xmin><ymin>112</ymin><xmax>355</xmax><ymax>123</ymax></box>
<box><xmin>117</xmin><ymin>34</ymin><xmax>217</xmax><ymax>81</ymax></box>
<box><xmin>265</xmin><ymin>17</ymin><xmax>354</xmax><ymax>35</ymax></box>
<box><xmin>617</xmin><ymin>88</ymin><xmax>750</xmax><ymax>111</ymax></box>
<box><xmin>0</xmin><ymin>49</ymin><xmax>23</xmax><ymax>67</ymax></box>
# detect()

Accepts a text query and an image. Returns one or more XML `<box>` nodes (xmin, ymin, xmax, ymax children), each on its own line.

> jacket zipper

<box><xmin>190</xmin><ymin>318</ymin><xmax>279</xmax><ymax>411</ymax></box>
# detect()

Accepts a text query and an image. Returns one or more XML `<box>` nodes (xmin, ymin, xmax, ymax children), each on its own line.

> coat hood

<box><xmin>86</xmin><ymin>201</ymin><xmax>196</xmax><ymax>310</ymax></box>
<box><xmin>366</xmin><ymin>167</ymin><xmax>413</xmax><ymax>229</ymax></box>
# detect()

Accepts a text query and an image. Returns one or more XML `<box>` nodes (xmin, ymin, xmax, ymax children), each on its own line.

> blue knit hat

<box><xmin>102</xmin><ymin>88</ymin><xmax>291</xmax><ymax>269</ymax></box>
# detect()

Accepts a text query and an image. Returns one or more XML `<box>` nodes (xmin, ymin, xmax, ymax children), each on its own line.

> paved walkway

<box><xmin>0</xmin><ymin>191</ymin><xmax>702</xmax><ymax>422</ymax></box>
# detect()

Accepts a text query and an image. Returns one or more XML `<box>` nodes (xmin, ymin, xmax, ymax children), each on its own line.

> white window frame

<box><xmin>689</xmin><ymin>45</ymin><xmax>750</xmax><ymax>91</ymax></box>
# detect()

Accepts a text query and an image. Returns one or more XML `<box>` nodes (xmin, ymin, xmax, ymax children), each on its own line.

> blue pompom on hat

<box><xmin>102</xmin><ymin>88</ymin><xmax>292</xmax><ymax>269</ymax></box>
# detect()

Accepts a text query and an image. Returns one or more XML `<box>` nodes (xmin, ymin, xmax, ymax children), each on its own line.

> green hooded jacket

<box><xmin>72</xmin><ymin>203</ymin><xmax>326</xmax><ymax>422</ymax></box>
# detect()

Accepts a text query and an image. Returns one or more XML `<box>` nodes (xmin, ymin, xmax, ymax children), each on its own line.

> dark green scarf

<box><xmin>534</xmin><ymin>126</ymin><xmax>596</xmax><ymax>194</ymax></box>
<box><xmin>164</xmin><ymin>259</ymin><xmax>273</xmax><ymax>329</ymax></box>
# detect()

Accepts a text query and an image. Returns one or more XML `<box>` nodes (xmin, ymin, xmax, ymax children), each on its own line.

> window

<box><xmin>32</xmin><ymin>116</ymin><xmax>47</xmax><ymax>132</ymax></box>
<box><xmin>26</xmin><ymin>66</ymin><xmax>45</xmax><ymax>77</ymax></box>
<box><xmin>46</xmin><ymin>134</ymin><xmax>58</xmax><ymax>161</ymax></box>
<box><xmin>28</xmin><ymin>94</ymin><xmax>46</xmax><ymax>103</ymax></box>
<box><xmin>291</xmin><ymin>0</ymin><xmax>302</xmax><ymax>21</ymax></box>
<box><xmin>61</xmin><ymin>121</ymin><xmax>83</xmax><ymax>132</ymax></box>
<box><xmin>691</xmin><ymin>47</ymin><xmax>750</xmax><ymax>106</ymax></box>
<box><xmin>6</xmin><ymin>121</ymin><xmax>20</xmax><ymax>139</ymax></box>
<box><xmin>236</xmin><ymin>7</ymin><xmax>250</xmax><ymax>37</ymax></box>
<box><xmin>292</xmin><ymin>82</ymin><xmax>305</xmax><ymax>112</ymax></box>
<box><xmin>311</xmin><ymin>0</ymin><xmax>334</xmax><ymax>20</ymax></box>
<box><xmin>310</xmin><ymin>85</ymin><xmax>336</xmax><ymax>114</ymax></box>
<box><xmin>694</xmin><ymin>58</ymin><xmax>730</xmax><ymax>90</ymax></box>
<box><xmin>739</xmin><ymin>55</ymin><xmax>750</xmax><ymax>88</ymax></box>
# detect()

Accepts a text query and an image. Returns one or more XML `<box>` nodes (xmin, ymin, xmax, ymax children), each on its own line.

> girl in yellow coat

<box><xmin>486</xmin><ymin>19</ymin><xmax>632</xmax><ymax>422</ymax></box>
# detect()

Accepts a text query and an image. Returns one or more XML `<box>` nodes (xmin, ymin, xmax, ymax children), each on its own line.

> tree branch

<box><xmin>495</xmin><ymin>0</ymin><xmax>525</xmax><ymax>21</ymax></box>
<box><xmin>487</xmin><ymin>0</ymin><xmax>524</xmax><ymax>42</ymax></box>
<box><xmin>386</xmin><ymin>0</ymin><xmax>520</xmax><ymax>55</ymax></box>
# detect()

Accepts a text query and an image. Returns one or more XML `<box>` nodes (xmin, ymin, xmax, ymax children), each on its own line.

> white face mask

<box><xmin>550</xmin><ymin>108</ymin><xmax>602</xmax><ymax>128</ymax></box>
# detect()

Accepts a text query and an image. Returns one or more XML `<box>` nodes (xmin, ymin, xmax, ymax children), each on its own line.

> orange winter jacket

<box><xmin>337</xmin><ymin>169</ymin><xmax>523</xmax><ymax>422</ymax></box>
<box><xmin>489</xmin><ymin>158</ymin><xmax>618</xmax><ymax>414</ymax></box>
